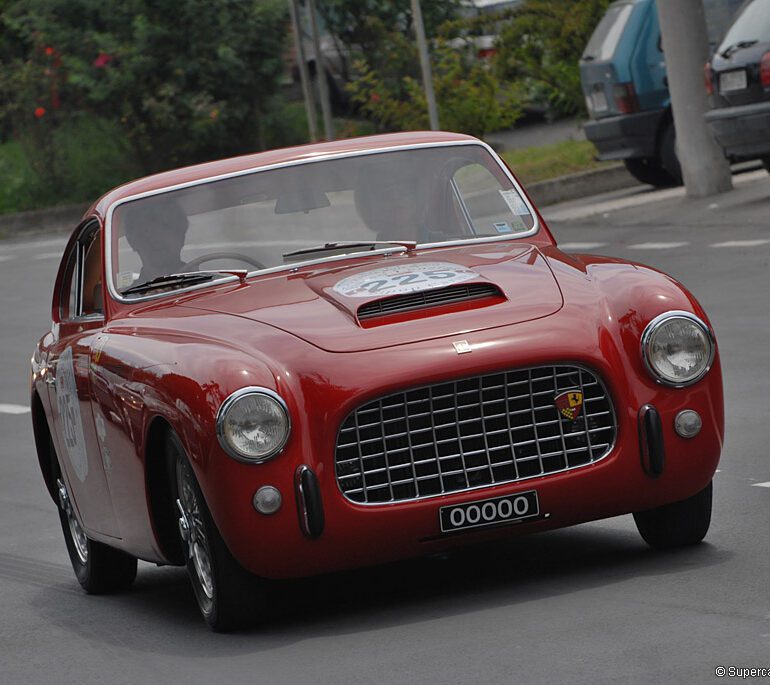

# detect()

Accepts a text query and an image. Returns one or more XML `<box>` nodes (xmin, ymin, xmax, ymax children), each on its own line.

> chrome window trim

<box><xmin>334</xmin><ymin>362</ymin><xmax>617</xmax><ymax>507</ymax></box>
<box><xmin>215</xmin><ymin>386</ymin><xmax>291</xmax><ymax>463</ymax></box>
<box><xmin>104</xmin><ymin>140</ymin><xmax>541</xmax><ymax>305</ymax></box>
<box><xmin>640</xmin><ymin>310</ymin><xmax>716</xmax><ymax>388</ymax></box>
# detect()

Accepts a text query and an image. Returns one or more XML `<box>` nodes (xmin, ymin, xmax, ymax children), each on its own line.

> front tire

<box><xmin>633</xmin><ymin>480</ymin><xmax>713</xmax><ymax>549</ymax></box>
<box><xmin>167</xmin><ymin>430</ymin><xmax>264</xmax><ymax>631</ymax></box>
<box><xmin>762</xmin><ymin>157</ymin><xmax>770</xmax><ymax>174</ymax></box>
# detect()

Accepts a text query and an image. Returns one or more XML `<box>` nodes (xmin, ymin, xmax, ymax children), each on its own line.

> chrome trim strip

<box><xmin>104</xmin><ymin>140</ymin><xmax>541</xmax><ymax>305</ymax></box>
<box><xmin>640</xmin><ymin>310</ymin><xmax>716</xmax><ymax>388</ymax></box>
<box><xmin>334</xmin><ymin>363</ymin><xmax>617</xmax><ymax>507</ymax></box>
<box><xmin>215</xmin><ymin>386</ymin><xmax>291</xmax><ymax>463</ymax></box>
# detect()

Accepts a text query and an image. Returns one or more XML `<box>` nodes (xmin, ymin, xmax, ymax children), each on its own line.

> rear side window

<box><xmin>583</xmin><ymin>3</ymin><xmax>634</xmax><ymax>61</ymax></box>
<box><xmin>717</xmin><ymin>0</ymin><xmax>770</xmax><ymax>51</ymax></box>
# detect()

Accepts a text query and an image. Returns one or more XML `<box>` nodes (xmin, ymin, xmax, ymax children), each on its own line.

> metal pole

<box><xmin>656</xmin><ymin>0</ymin><xmax>731</xmax><ymax>197</ymax></box>
<box><xmin>288</xmin><ymin>0</ymin><xmax>318</xmax><ymax>142</ymax></box>
<box><xmin>307</xmin><ymin>0</ymin><xmax>335</xmax><ymax>140</ymax></box>
<box><xmin>410</xmin><ymin>0</ymin><xmax>440</xmax><ymax>130</ymax></box>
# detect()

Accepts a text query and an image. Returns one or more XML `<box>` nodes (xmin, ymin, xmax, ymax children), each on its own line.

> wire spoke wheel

<box><xmin>176</xmin><ymin>459</ymin><xmax>215</xmax><ymax>601</ymax></box>
<box><xmin>58</xmin><ymin>478</ymin><xmax>88</xmax><ymax>564</ymax></box>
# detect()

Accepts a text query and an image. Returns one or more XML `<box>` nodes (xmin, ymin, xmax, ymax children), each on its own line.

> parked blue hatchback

<box><xmin>580</xmin><ymin>0</ymin><xmax>743</xmax><ymax>187</ymax></box>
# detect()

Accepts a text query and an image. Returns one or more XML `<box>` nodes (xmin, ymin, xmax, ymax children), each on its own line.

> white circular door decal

<box><xmin>55</xmin><ymin>346</ymin><xmax>89</xmax><ymax>482</ymax></box>
<box><xmin>333</xmin><ymin>262</ymin><xmax>477</xmax><ymax>298</ymax></box>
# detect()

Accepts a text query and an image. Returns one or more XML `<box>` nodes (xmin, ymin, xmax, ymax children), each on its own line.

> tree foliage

<box><xmin>316</xmin><ymin>0</ymin><xmax>460</xmax><ymax>80</ymax></box>
<box><xmin>347</xmin><ymin>23</ymin><xmax>522</xmax><ymax>138</ymax></box>
<box><xmin>495</xmin><ymin>0</ymin><xmax>612</xmax><ymax>117</ymax></box>
<box><xmin>0</xmin><ymin>0</ymin><xmax>289</xmax><ymax>174</ymax></box>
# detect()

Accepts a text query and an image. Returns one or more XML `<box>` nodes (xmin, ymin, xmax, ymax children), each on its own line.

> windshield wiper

<box><xmin>282</xmin><ymin>240</ymin><xmax>417</xmax><ymax>261</ymax></box>
<box><xmin>720</xmin><ymin>39</ymin><xmax>758</xmax><ymax>58</ymax></box>
<box><xmin>121</xmin><ymin>269</ymin><xmax>248</xmax><ymax>296</ymax></box>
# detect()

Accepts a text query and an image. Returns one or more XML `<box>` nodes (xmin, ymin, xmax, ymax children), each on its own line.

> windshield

<box><xmin>718</xmin><ymin>0</ymin><xmax>770</xmax><ymax>52</ymax></box>
<box><xmin>110</xmin><ymin>144</ymin><xmax>536</xmax><ymax>297</ymax></box>
<box><xmin>582</xmin><ymin>2</ymin><xmax>634</xmax><ymax>61</ymax></box>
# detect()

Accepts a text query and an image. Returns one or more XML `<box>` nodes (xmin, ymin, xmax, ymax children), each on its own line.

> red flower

<box><xmin>93</xmin><ymin>52</ymin><xmax>113</xmax><ymax>68</ymax></box>
<box><xmin>34</xmin><ymin>106</ymin><xmax>46</xmax><ymax>118</ymax></box>
<box><xmin>44</xmin><ymin>46</ymin><xmax>55</xmax><ymax>56</ymax></box>
<box><xmin>370</xmin><ymin>92</ymin><xmax>381</xmax><ymax>104</ymax></box>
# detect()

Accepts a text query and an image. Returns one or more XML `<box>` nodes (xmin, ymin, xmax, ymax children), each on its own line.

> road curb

<box><xmin>526</xmin><ymin>164</ymin><xmax>640</xmax><ymax>206</ymax></box>
<box><xmin>0</xmin><ymin>203</ymin><xmax>88</xmax><ymax>240</ymax></box>
<box><xmin>0</xmin><ymin>165</ymin><xmax>642</xmax><ymax>240</ymax></box>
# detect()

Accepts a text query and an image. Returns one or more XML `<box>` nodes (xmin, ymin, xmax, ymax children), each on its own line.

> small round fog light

<box><xmin>253</xmin><ymin>486</ymin><xmax>282</xmax><ymax>515</ymax></box>
<box><xmin>674</xmin><ymin>410</ymin><xmax>702</xmax><ymax>439</ymax></box>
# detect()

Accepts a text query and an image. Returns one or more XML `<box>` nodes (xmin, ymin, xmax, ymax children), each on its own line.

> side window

<box><xmin>81</xmin><ymin>232</ymin><xmax>103</xmax><ymax>316</ymax></box>
<box><xmin>60</xmin><ymin>249</ymin><xmax>79</xmax><ymax>320</ymax></box>
<box><xmin>59</xmin><ymin>222</ymin><xmax>104</xmax><ymax>321</ymax></box>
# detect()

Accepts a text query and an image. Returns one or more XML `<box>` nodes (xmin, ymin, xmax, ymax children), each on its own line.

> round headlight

<box><xmin>216</xmin><ymin>388</ymin><xmax>290</xmax><ymax>462</ymax></box>
<box><xmin>642</xmin><ymin>312</ymin><xmax>714</xmax><ymax>387</ymax></box>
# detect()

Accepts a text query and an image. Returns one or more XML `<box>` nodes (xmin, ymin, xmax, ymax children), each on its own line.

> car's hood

<box><xmin>183</xmin><ymin>243</ymin><xmax>563</xmax><ymax>353</ymax></box>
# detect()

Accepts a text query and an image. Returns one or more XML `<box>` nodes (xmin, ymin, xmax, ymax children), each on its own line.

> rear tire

<box><xmin>54</xmin><ymin>443</ymin><xmax>137</xmax><ymax>594</ymax></box>
<box><xmin>658</xmin><ymin>121</ymin><xmax>683</xmax><ymax>186</ymax></box>
<box><xmin>166</xmin><ymin>430</ymin><xmax>264</xmax><ymax>632</ymax></box>
<box><xmin>623</xmin><ymin>157</ymin><xmax>678</xmax><ymax>188</ymax></box>
<box><xmin>633</xmin><ymin>480</ymin><xmax>713</xmax><ymax>549</ymax></box>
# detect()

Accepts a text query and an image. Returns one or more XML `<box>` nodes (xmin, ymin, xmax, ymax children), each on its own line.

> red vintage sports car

<box><xmin>30</xmin><ymin>131</ymin><xmax>723</xmax><ymax>630</ymax></box>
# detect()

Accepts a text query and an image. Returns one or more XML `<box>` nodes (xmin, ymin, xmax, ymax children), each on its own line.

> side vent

<box><xmin>358</xmin><ymin>283</ymin><xmax>503</xmax><ymax>321</ymax></box>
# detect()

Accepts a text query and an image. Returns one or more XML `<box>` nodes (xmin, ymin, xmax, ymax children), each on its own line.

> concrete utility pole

<box><xmin>656</xmin><ymin>0</ymin><xmax>732</xmax><ymax>197</ymax></box>
<box><xmin>307</xmin><ymin>0</ymin><xmax>335</xmax><ymax>141</ymax></box>
<box><xmin>410</xmin><ymin>0</ymin><xmax>440</xmax><ymax>130</ymax></box>
<box><xmin>288</xmin><ymin>0</ymin><xmax>318</xmax><ymax>142</ymax></box>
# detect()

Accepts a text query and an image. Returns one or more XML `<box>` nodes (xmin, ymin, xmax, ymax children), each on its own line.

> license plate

<box><xmin>591</xmin><ymin>90</ymin><xmax>608</xmax><ymax>113</ymax></box>
<box><xmin>439</xmin><ymin>490</ymin><xmax>540</xmax><ymax>533</ymax></box>
<box><xmin>720</xmin><ymin>70</ymin><xmax>747</xmax><ymax>93</ymax></box>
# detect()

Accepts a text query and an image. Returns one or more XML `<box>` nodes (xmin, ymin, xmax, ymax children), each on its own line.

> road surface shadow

<box><xmin>26</xmin><ymin>520</ymin><xmax>731</xmax><ymax>653</ymax></box>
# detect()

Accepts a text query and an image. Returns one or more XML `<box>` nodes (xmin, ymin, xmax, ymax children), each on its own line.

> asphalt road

<box><xmin>2</xmin><ymin>172</ymin><xmax>770</xmax><ymax>684</ymax></box>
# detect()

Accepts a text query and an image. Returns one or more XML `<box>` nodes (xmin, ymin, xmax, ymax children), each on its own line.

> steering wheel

<box><xmin>183</xmin><ymin>252</ymin><xmax>266</xmax><ymax>271</ymax></box>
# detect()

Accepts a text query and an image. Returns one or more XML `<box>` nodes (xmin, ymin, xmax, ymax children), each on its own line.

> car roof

<box><xmin>88</xmin><ymin>131</ymin><xmax>479</xmax><ymax>219</ymax></box>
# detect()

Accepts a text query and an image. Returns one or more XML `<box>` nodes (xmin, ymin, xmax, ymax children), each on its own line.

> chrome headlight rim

<box><xmin>216</xmin><ymin>387</ymin><xmax>291</xmax><ymax>463</ymax></box>
<box><xmin>641</xmin><ymin>310</ymin><xmax>715</xmax><ymax>388</ymax></box>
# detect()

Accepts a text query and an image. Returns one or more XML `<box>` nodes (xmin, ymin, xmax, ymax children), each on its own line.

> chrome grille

<box><xmin>357</xmin><ymin>283</ymin><xmax>502</xmax><ymax>321</ymax></box>
<box><xmin>335</xmin><ymin>365</ymin><xmax>616</xmax><ymax>504</ymax></box>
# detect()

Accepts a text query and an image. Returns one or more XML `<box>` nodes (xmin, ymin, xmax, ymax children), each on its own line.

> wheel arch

<box><xmin>30</xmin><ymin>390</ymin><xmax>58</xmax><ymax>502</ymax></box>
<box><xmin>144</xmin><ymin>415</ymin><xmax>185</xmax><ymax>565</ymax></box>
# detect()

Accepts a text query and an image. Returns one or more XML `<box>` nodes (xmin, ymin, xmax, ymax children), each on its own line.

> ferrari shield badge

<box><xmin>554</xmin><ymin>390</ymin><xmax>584</xmax><ymax>421</ymax></box>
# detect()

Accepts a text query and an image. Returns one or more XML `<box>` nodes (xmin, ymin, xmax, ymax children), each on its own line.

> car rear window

<box><xmin>718</xmin><ymin>0</ymin><xmax>770</xmax><ymax>50</ymax></box>
<box><xmin>582</xmin><ymin>2</ymin><xmax>634</xmax><ymax>62</ymax></box>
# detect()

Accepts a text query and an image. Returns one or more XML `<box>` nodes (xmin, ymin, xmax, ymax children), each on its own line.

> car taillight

<box><xmin>613</xmin><ymin>82</ymin><xmax>639</xmax><ymax>114</ymax></box>
<box><xmin>704</xmin><ymin>61</ymin><xmax>714</xmax><ymax>96</ymax></box>
<box><xmin>761</xmin><ymin>51</ymin><xmax>770</xmax><ymax>88</ymax></box>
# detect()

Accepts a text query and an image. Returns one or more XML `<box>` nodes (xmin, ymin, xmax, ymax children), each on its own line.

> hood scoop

<box><xmin>357</xmin><ymin>282</ymin><xmax>504</xmax><ymax>324</ymax></box>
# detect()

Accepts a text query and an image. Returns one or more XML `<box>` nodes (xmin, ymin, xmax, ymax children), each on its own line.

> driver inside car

<box><xmin>121</xmin><ymin>197</ymin><xmax>190</xmax><ymax>285</ymax></box>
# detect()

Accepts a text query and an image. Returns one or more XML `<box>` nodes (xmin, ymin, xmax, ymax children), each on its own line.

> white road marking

<box><xmin>33</xmin><ymin>252</ymin><xmax>63</xmax><ymax>260</ymax></box>
<box><xmin>558</xmin><ymin>242</ymin><xmax>608</xmax><ymax>251</ymax></box>
<box><xmin>0</xmin><ymin>255</ymin><xmax>16</xmax><ymax>263</ymax></box>
<box><xmin>0</xmin><ymin>403</ymin><xmax>30</xmax><ymax>415</ymax></box>
<box><xmin>751</xmin><ymin>482</ymin><xmax>770</xmax><ymax>488</ymax></box>
<box><xmin>628</xmin><ymin>242</ymin><xmax>690</xmax><ymax>250</ymax></box>
<box><xmin>711</xmin><ymin>239</ymin><xmax>770</xmax><ymax>248</ymax></box>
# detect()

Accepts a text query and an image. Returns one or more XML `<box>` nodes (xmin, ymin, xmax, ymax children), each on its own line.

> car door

<box><xmin>45</xmin><ymin>220</ymin><xmax>120</xmax><ymax>538</ymax></box>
